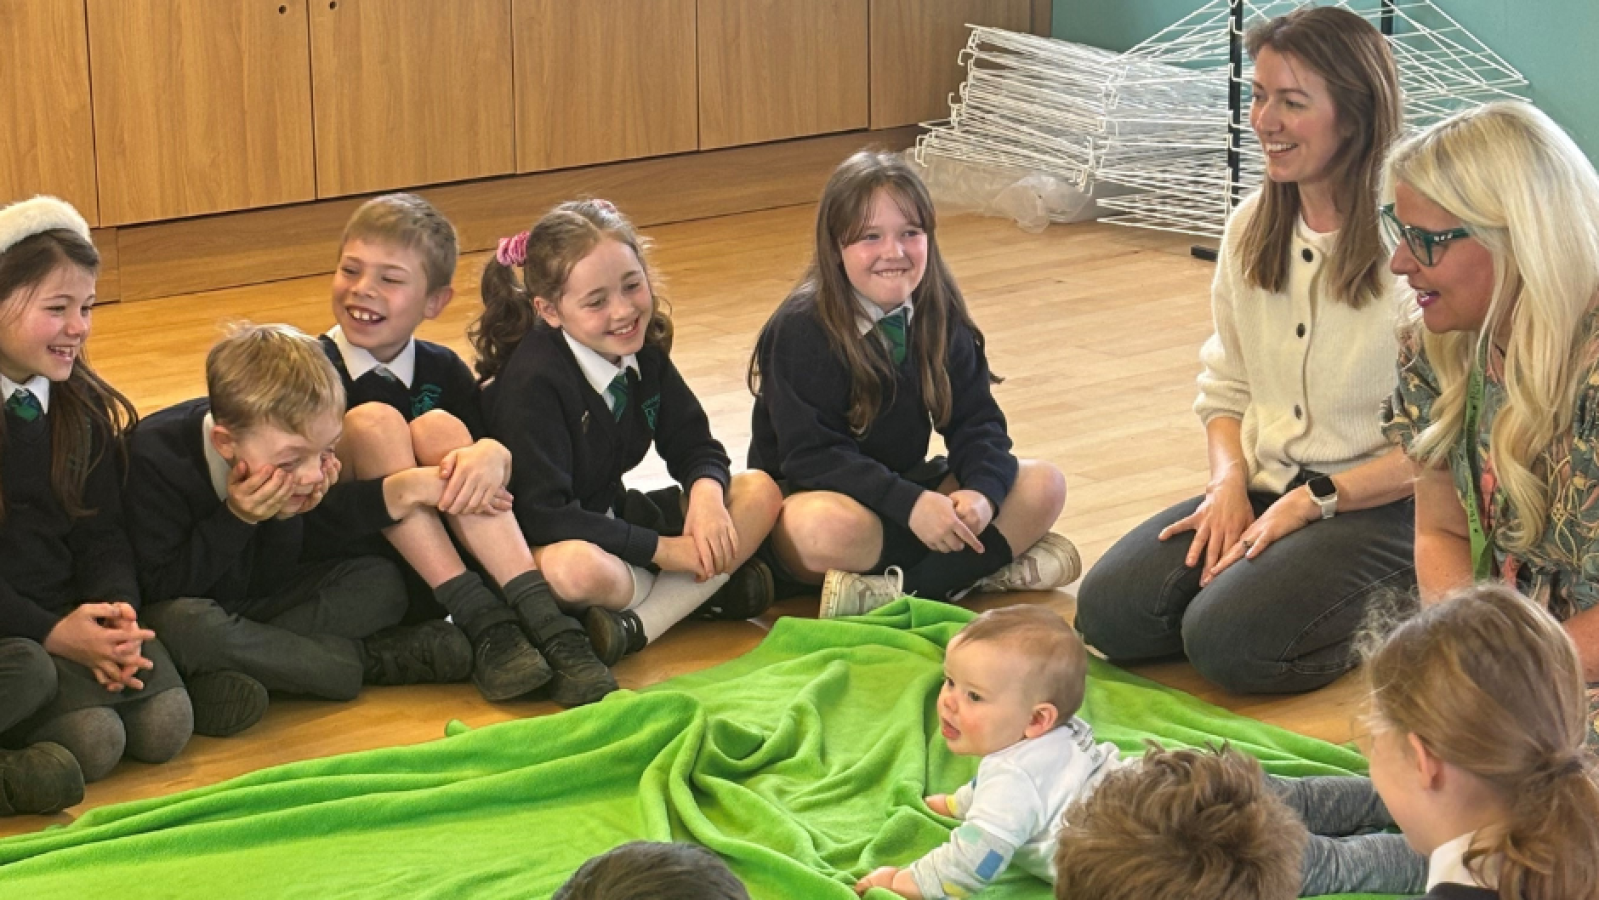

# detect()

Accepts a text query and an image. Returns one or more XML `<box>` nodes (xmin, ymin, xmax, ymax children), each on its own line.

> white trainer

<box><xmin>971</xmin><ymin>532</ymin><xmax>1081</xmax><ymax>593</ymax></box>
<box><xmin>818</xmin><ymin>566</ymin><xmax>907</xmax><ymax>619</ymax></box>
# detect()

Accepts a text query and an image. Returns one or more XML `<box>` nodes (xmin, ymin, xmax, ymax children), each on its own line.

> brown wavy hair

<box><xmin>748</xmin><ymin>150</ymin><xmax>995</xmax><ymax>435</ymax></box>
<box><xmin>0</xmin><ymin>230</ymin><xmax>137</xmax><ymax>524</ymax></box>
<box><xmin>1237</xmin><ymin>5</ymin><xmax>1401</xmax><ymax>308</ymax></box>
<box><xmin>1365</xmin><ymin>583</ymin><xmax>1599</xmax><ymax>900</ymax></box>
<box><xmin>1054</xmin><ymin>744</ymin><xmax>1307</xmax><ymax>900</ymax></box>
<box><xmin>470</xmin><ymin>199</ymin><xmax>672</xmax><ymax>381</ymax></box>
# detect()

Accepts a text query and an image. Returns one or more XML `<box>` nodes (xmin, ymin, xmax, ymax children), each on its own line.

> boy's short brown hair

<box><xmin>1054</xmin><ymin>745</ymin><xmax>1307</xmax><ymax>900</ymax></box>
<box><xmin>206</xmin><ymin>322</ymin><xmax>345</xmax><ymax>434</ymax></box>
<box><xmin>340</xmin><ymin>192</ymin><xmax>458</xmax><ymax>294</ymax></box>
<box><xmin>552</xmin><ymin>842</ymin><xmax>749</xmax><ymax>900</ymax></box>
<box><xmin>955</xmin><ymin>605</ymin><xmax>1087</xmax><ymax>721</ymax></box>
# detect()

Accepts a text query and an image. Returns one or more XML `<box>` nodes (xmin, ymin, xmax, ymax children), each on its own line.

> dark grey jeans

<box><xmin>1272</xmin><ymin>774</ymin><xmax>1427</xmax><ymax>896</ymax></box>
<box><xmin>1077</xmin><ymin>491</ymin><xmax>1416</xmax><ymax>694</ymax></box>
<box><xmin>144</xmin><ymin>557</ymin><xmax>406</xmax><ymax>701</ymax></box>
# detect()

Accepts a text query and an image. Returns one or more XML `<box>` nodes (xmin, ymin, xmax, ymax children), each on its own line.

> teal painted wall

<box><xmin>1052</xmin><ymin>1</ymin><xmax>1598</xmax><ymax>163</ymax></box>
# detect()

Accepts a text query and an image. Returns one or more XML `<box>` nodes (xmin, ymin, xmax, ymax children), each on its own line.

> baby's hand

<box><xmin>924</xmin><ymin>794</ymin><xmax>951</xmax><ymax>817</ymax></box>
<box><xmin>855</xmin><ymin>867</ymin><xmax>901</xmax><ymax>896</ymax></box>
<box><xmin>854</xmin><ymin>866</ymin><xmax>922</xmax><ymax>898</ymax></box>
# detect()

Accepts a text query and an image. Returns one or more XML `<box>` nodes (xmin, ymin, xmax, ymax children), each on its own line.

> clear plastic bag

<box><xmin>907</xmin><ymin>151</ymin><xmax>1096</xmax><ymax>233</ymax></box>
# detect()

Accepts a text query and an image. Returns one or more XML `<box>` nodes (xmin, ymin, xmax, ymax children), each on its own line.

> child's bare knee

<box><xmin>410</xmin><ymin>410</ymin><xmax>473</xmax><ymax>464</ymax></box>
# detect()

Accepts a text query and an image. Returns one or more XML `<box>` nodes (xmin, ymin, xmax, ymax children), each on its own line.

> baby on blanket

<box><xmin>855</xmin><ymin>605</ymin><xmax>1428</xmax><ymax>899</ymax></box>
<box><xmin>855</xmin><ymin>605</ymin><xmax>1122</xmax><ymax>898</ymax></box>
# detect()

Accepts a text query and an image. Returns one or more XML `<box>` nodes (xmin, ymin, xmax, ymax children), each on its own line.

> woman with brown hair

<box><xmin>1077</xmin><ymin>6</ymin><xmax>1415</xmax><ymax>694</ymax></box>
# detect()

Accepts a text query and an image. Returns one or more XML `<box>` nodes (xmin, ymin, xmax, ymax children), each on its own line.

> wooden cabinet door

<box><xmin>0</xmin><ymin>0</ymin><xmax>99</xmax><ymax>223</ymax></box>
<box><xmin>87</xmin><ymin>0</ymin><xmax>316</xmax><ymax>225</ymax></box>
<box><xmin>310</xmin><ymin>0</ymin><xmax>515</xmax><ymax>198</ymax></box>
<box><xmin>514</xmin><ymin>0</ymin><xmax>698</xmax><ymax>173</ymax></box>
<box><xmin>698</xmin><ymin>0</ymin><xmax>869</xmax><ymax>150</ymax></box>
<box><xmin>869</xmin><ymin>0</ymin><xmax>1033</xmax><ymax>129</ymax></box>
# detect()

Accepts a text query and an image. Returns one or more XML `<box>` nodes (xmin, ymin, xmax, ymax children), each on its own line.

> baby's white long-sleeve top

<box><xmin>908</xmin><ymin>718</ymin><xmax>1124</xmax><ymax>899</ymax></box>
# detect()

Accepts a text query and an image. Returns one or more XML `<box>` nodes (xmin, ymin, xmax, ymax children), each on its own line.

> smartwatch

<box><xmin>1307</xmin><ymin>475</ymin><xmax>1338</xmax><ymax>519</ymax></box>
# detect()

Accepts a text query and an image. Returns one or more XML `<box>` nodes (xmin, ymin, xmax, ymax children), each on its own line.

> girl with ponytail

<box><xmin>1364</xmin><ymin>583</ymin><xmax>1599</xmax><ymax>900</ymax></box>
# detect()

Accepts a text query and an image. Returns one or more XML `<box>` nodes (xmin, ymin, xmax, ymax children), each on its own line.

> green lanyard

<box><xmin>1455</xmin><ymin>344</ymin><xmax>1494</xmax><ymax>580</ymax></box>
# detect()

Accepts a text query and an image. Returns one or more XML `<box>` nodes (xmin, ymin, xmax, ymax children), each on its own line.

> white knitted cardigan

<box><xmin>1194</xmin><ymin>191</ymin><xmax>1406</xmax><ymax>494</ymax></box>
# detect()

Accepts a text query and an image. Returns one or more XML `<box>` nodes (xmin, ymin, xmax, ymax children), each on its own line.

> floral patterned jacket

<box><xmin>1383</xmin><ymin>311</ymin><xmax>1599</xmax><ymax>620</ymax></box>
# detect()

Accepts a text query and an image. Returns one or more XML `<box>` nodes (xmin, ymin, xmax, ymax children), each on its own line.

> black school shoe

<box><xmin>539</xmin><ymin>630</ymin><xmax>618</xmax><ymax>707</ymax></box>
<box><xmin>693</xmin><ymin>557</ymin><xmax>776</xmax><ymax>621</ymax></box>
<box><xmin>361</xmin><ymin>620</ymin><xmax>474</xmax><ymax>686</ymax></box>
<box><xmin>583</xmin><ymin>607</ymin><xmax>648</xmax><ymax>667</ymax></box>
<box><xmin>0</xmin><ymin>742</ymin><xmax>84</xmax><ymax>816</ymax></box>
<box><xmin>471</xmin><ymin>621</ymin><xmax>553</xmax><ymax>702</ymax></box>
<box><xmin>188</xmin><ymin>670</ymin><xmax>270</xmax><ymax>737</ymax></box>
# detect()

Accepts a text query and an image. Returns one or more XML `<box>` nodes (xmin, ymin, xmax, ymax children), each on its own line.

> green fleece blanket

<box><xmin>0</xmin><ymin>600</ymin><xmax>1393</xmax><ymax>899</ymax></box>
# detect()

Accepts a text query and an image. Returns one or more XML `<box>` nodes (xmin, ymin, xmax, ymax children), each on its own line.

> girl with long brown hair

<box><xmin>748</xmin><ymin>150</ymin><xmax>1073</xmax><ymax>617</ymax></box>
<box><xmin>0</xmin><ymin>197</ymin><xmax>191</xmax><ymax>815</ymax></box>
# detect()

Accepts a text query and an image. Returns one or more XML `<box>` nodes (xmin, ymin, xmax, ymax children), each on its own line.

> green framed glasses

<box><xmin>1380</xmin><ymin>203</ymin><xmax>1471</xmax><ymax>267</ymax></box>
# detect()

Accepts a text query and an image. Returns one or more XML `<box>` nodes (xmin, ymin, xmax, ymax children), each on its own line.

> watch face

<box><xmin>1308</xmin><ymin>476</ymin><xmax>1336</xmax><ymax>499</ymax></box>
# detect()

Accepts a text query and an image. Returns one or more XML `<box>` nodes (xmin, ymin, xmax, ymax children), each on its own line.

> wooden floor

<box><xmin>0</xmin><ymin>203</ymin><xmax>1368</xmax><ymax>838</ymax></box>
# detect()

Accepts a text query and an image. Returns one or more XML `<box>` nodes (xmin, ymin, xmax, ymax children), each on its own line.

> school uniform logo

<box><xmin>411</xmin><ymin>384</ymin><xmax>443</xmax><ymax>418</ymax></box>
<box><xmin>642</xmin><ymin>394</ymin><xmax>661</xmax><ymax>430</ymax></box>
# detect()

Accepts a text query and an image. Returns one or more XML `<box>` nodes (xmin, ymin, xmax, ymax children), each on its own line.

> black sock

<box><xmin>434</xmin><ymin>571</ymin><xmax>514</xmax><ymax>641</ymax></box>
<box><xmin>504</xmin><ymin>571</ymin><xmax>583</xmax><ymax>644</ymax></box>
<box><xmin>898</xmin><ymin>524</ymin><xmax>1014</xmax><ymax>601</ymax></box>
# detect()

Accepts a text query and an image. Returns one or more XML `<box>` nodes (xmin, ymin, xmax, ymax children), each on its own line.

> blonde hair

<box><xmin>1390</xmin><ymin>102</ymin><xmax>1599</xmax><ymax>554</ymax></box>
<box><xmin>1365</xmin><ymin>584</ymin><xmax>1599</xmax><ymax>900</ymax></box>
<box><xmin>1054</xmin><ymin>744</ymin><xmax>1307</xmax><ymax>900</ymax></box>
<box><xmin>1236</xmin><ymin>5</ymin><xmax>1402</xmax><ymax>308</ymax></box>
<box><xmin>471</xmin><ymin>199</ymin><xmax>672</xmax><ymax>381</ymax></box>
<box><xmin>339</xmin><ymin>193</ymin><xmax>458</xmax><ymax>294</ymax></box>
<box><xmin>206</xmin><ymin>322</ymin><xmax>345</xmax><ymax>434</ymax></box>
<box><xmin>955</xmin><ymin>605</ymin><xmax>1086</xmax><ymax>721</ymax></box>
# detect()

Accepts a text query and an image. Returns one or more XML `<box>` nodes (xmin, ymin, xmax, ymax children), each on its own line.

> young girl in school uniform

<box><xmin>1364</xmin><ymin>584</ymin><xmax>1599</xmax><ymax>900</ymax></box>
<box><xmin>0</xmin><ymin>197</ymin><xmax>191</xmax><ymax>814</ymax></box>
<box><xmin>473</xmin><ymin>200</ymin><xmax>782</xmax><ymax>665</ymax></box>
<box><xmin>748</xmin><ymin>150</ymin><xmax>1075</xmax><ymax>618</ymax></box>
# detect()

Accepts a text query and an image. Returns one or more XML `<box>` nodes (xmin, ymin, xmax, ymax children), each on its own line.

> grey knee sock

<box><xmin>119</xmin><ymin>687</ymin><xmax>194</xmax><ymax>764</ymax></box>
<box><xmin>28</xmin><ymin>708</ymin><xmax>126</xmax><ymax>782</ymax></box>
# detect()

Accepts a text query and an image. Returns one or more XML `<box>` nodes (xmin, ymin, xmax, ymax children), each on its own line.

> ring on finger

<box><xmin>1241</xmin><ymin>539</ymin><xmax>1255</xmax><ymax>551</ymax></box>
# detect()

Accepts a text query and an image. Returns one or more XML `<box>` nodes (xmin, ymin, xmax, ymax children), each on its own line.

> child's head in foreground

<box><xmin>939</xmin><ymin>605</ymin><xmax>1087</xmax><ymax>757</ymax></box>
<box><xmin>1363</xmin><ymin>583</ymin><xmax>1599</xmax><ymax>900</ymax></box>
<box><xmin>1053</xmin><ymin>744</ymin><xmax>1308</xmax><ymax>900</ymax></box>
<box><xmin>552</xmin><ymin>841</ymin><xmax>750</xmax><ymax>900</ymax></box>
<box><xmin>205</xmin><ymin>322</ymin><xmax>346</xmax><ymax>515</ymax></box>
<box><xmin>331</xmin><ymin>192</ymin><xmax>459</xmax><ymax>363</ymax></box>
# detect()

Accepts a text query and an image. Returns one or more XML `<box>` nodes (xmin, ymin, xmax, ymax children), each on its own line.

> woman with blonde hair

<box><xmin>1382</xmin><ymin>100</ymin><xmax>1599</xmax><ymax>744</ymax></box>
<box><xmin>1078</xmin><ymin>6</ymin><xmax>1416</xmax><ymax>694</ymax></box>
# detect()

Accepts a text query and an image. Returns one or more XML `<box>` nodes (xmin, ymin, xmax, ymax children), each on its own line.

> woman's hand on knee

<box><xmin>1160</xmin><ymin>479</ymin><xmax>1254</xmax><ymax>584</ymax></box>
<box><xmin>910</xmin><ymin>491</ymin><xmax>984</xmax><ymax>554</ymax></box>
<box><xmin>1208</xmin><ymin>487</ymin><xmax>1320</xmax><ymax>579</ymax></box>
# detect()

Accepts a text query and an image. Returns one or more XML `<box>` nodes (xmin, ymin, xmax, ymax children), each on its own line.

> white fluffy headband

<box><xmin>0</xmin><ymin>196</ymin><xmax>93</xmax><ymax>258</ymax></box>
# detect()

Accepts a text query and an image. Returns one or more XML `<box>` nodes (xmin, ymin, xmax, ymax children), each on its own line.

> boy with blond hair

<box><xmin>856</xmin><ymin>605</ymin><xmax>1123</xmax><ymax>899</ymax></box>
<box><xmin>127</xmin><ymin>323</ymin><xmax>471</xmax><ymax>736</ymax></box>
<box><xmin>1053</xmin><ymin>745</ymin><xmax>1308</xmax><ymax>900</ymax></box>
<box><xmin>317</xmin><ymin>193</ymin><xmax>613</xmax><ymax>706</ymax></box>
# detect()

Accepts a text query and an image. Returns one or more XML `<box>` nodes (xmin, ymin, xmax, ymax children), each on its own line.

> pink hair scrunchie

<box><xmin>591</xmin><ymin>198</ymin><xmax>618</xmax><ymax>214</ymax></box>
<box><xmin>496</xmin><ymin>231</ymin><xmax>530</xmax><ymax>268</ymax></box>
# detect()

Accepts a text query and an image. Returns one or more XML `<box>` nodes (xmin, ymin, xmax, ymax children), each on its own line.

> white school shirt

<box><xmin>1</xmin><ymin>373</ymin><xmax>52</xmax><ymax>414</ymax></box>
<box><xmin>325</xmin><ymin>325</ymin><xmax>417</xmax><ymax>388</ymax></box>
<box><xmin>1427</xmin><ymin>831</ymin><xmax>1498</xmax><ymax>891</ymax></box>
<box><xmin>562</xmin><ymin>330</ymin><xmax>639</xmax><ymax>416</ymax></box>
